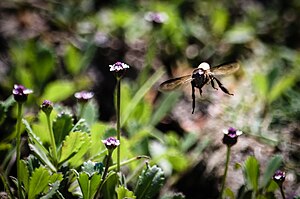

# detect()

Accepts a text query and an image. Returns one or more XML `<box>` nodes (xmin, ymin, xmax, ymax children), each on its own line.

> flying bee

<box><xmin>159</xmin><ymin>61</ymin><xmax>240</xmax><ymax>114</ymax></box>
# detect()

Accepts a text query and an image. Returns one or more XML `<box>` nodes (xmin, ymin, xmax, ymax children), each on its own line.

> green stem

<box><xmin>78</xmin><ymin>103</ymin><xmax>86</xmax><ymax>119</ymax></box>
<box><xmin>16</xmin><ymin>102</ymin><xmax>23</xmax><ymax>199</ymax></box>
<box><xmin>280</xmin><ymin>185</ymin><xmax>286</xmax><ymax>199</ymax></box>
<box><xmin>220</xmin><ymin>146</ymin><xmax>231</xmax><ymax>199</ymax></box>
<box><xmin>116</xmin><ymin>78</ymin><xmax>121</xmax><ymax>172</ymax></box>
<box><xmin>102</xmin><ymin>151</ymin><xmax>113</xmax><ymax>180</ymax></box>
<box><xmin>46</xmin><ymin>114</ymin><xmax>57</xmax><ymax>166</ymax></box>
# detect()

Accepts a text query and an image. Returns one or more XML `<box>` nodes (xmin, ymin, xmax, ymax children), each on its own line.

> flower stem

<box><xmin>16</xmin><ymin>102</ymin><xmax>23</xmax><ymax>199</ymax></box>
<box><xmin>279</xmin><ymin>185</ymin><xmax>286</xmax><ymax>199</ymax></box>
<box><xmin>220</xmin><ymin>146</ymin><xmax>231</xmax><ymax>199</ymax></box>
<box><xmin>116</xmin><ymin>78</ymin><xmax>121</xmax><ymax>172</ymax></box>
<box><xmin>102</xmin><ymin>151</ymin><xmax>113</xmax><ymax>180</ymax></box>
<box><xmin>46</xmin><ymin>114</ymin><xmax>57</xmax><ymax>166</ymax></box>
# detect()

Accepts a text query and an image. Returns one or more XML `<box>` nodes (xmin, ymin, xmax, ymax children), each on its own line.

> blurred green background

<box><xmin>0</xmin><ymin>0</ymin><xmax>299</xmax><ymax>198</ymax></box>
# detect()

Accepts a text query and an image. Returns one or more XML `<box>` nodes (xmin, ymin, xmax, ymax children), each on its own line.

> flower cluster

<box><xmin>74</xmin><ymin>91</ymin><xmax>94</xmax><ymax>103</ymax></box>
<box><xmin>102</xmin><ymin>137</ymin><xmax>120</xmax><ymax>151</ymax></box>
<box><xmin>12</xmin><ymin>84</ymin><xmax>33</xmax><ymax>103</ymax></box>
<box><xmin>222</xmin><ymin>127</ymin><xmax>243</xmax><ymax>147</ymax></box>
<box><xmin>109</xmin><ymin>62</ymin><xmax>130</xmax><ymax>79</ymax></box>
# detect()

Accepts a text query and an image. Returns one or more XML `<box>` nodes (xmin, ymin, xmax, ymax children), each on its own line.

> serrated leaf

<box><xmin>28</xmin><ymin>144</ymin><xmax>56</xmax><ymax>172</ymax></box>
<box><xmin>243</xmin><ymin>156</ymin><xmax>259</xmax><ymax>191</ymax></box>
<box><xmin>116</xmin><ymin>186</ymin><xmax>136</xmax><ymax>199</ymax></box>
<box><xmin>20</xmin><ymin>160</ymin><xmax>29</xmax><ymax>193</ymax></box>
<box><xmin>40</xmin><ymin>181</ymin><xmax>60</xmax><ymax>199</ymax></box>
<box><xmin>134</xmin><ymin>164</ymin><xmax>165</xmax><ymax>199</ymax></box>
<box><xmin>28</xmin><ymin>167</ymin><xmax>50</xmax><ymax>199</ymax></box>
<box><xmin>72</xmin><ymin>119</ymin><xmax>90</xmax><ymax>133</ymax></box>
<box><xmin>53</xmin><ymin>112</ymin><xmax>74</xmax><ymax>148</ymax></box>
<box><xmin>161</xmin><ymin>192</ymin><xmax>186</xmax><ymax>199</ymax></box>
<box><xmin>59</xmin><ymin>131</ymin><xmax>86</xmax><ymax>163</ymax></box>
<box><xmin>261</xmin><ymin>155</ymin><xmax>283</xmax><ymax>189</ymax></box>
<box><xmin>68</xmin><ymin>132</ymin><xmax>91</xmax><ymax>167</ymax></box>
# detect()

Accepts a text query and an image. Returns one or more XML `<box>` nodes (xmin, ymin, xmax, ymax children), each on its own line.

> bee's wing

<box><xmin>211</xmin><ymin>62</ymin><xmax>240</xmax><ymax>75</ymax></box>
<box><xmin>159</xmin><ymin>75</ymin><xmax>192</xmax><ymax>92</ymax></box>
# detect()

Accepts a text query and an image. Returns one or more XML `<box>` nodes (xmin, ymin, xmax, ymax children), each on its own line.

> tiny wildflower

<box><xmin>74</xmin><ymin>91</ymin><xmax>94</xmax><ymax>103</ymax></box>
<box><xmin>222</xmin><ymin>127</ymin><xmax>243</xmax><ymax>147</ymax></box>
<box><xmin>109</xmin><ymin>61</ymin><xmax>130</xmax><ymax>79</ymax></box>
<box><xmin>102</xmin><ymin>137</ymin><xmax>120</xmax><ymax>151</ymax></box>
<box><xmin>144</xmin><ymin>11</ymin><xmax>168</xmax><ymax>25</ymax></box>
<box><xmin>12</xmin><ymin>84</ymin><xmax>33</xmax><ymax>103</ymax></box>
<box><xmin>273</xmin><ymin>170</ymin><xmax>286</xmax><ymax>185</ymax></box>
<box><xmin>41</xmin><ymin>100</ymin><xmax>53</xmax><ymax>115</ymax></box>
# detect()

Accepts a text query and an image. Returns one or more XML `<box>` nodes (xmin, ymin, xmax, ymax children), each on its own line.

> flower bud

<box><xmin>41</xmin><ymin>100</ymin><xmax>53</xmax><ymax>115</ymax></box>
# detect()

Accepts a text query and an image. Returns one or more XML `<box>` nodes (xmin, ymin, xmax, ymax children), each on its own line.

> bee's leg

<box><xmin>210</xmin><ymin>75</ymin><xmax>218</xmax><ymax>90</ymax></box>
<box><xmin>214</xmin><ymin>77</ymin><xmax>234</xmax><ymax>95</ymax></box>
<box><xmin>192</xmin><ymin>83</ymin><xmax>196</xmax><ymax>114</ymax></box>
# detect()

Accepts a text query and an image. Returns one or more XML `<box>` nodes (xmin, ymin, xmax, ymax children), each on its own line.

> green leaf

<box><xmin>150</xmin><ymin>92</ymin><xmax>181</xmax><ymax>126</ymax></box>
<box><xmin>269</xmin><ymin>73</ymin><xmax>298</xmax><ymax>103</ymax></box>
<box><xmin>53</xmin><ymin>112</ymin><xmax>74</xmax><ymax>148</ymax></box>
<box><xmin>64</xmin><ymin>44</ymin><xmax>83</xmax><ymax>75</ymax></box>
<box><xmin>40</xmin><ymin>181</ymin><xmax>60</xmax><ymax>199</ymax></box>
<box><xmin>121</xmin><ymin>68</ymin><xmax>164</xmax><ymax>127</ymax></box>
<box><xmin>28</xmin><ymin>167</ymin><xmax>50</xmax><ymax>199</ymax></box>
<box><xmin>211</xmin><ymin>6</ymin><xmax>229</xmax><ymax>35</ymax></box>
<box><xmin>224</xmin><ymin>187</ymin><xmax>235</xmax><ymax>199</ymax></box>
<box><xmin>116</xmin><ymin>186</ymin><xmax>136</xmax><ymax>199</ymax></box>
<box><xmin>101</xmin><ymin>172</ymin><xmax>118</xmax><ymax>199</ymax></box>
<box><xmin>161</xmin><ymin>192</ymin><xmax>186</xmax><ymax>199</ymax></box>
<box><xmin>80</xmin><ymin>99</ymin><xmax>99</xmax><ymax>126</ymax></box>
<box><xmin>224</xmin><ymin>23</ymin><xmax>254</xmax><ymax>44</ymax></box>
<box><xmin>78</xmin><ymin>172</ymin><xmax>102</xmax><ymax>199</ymax></box>
<box><xmin>72</xmin><ymin>119</ymin><xmax>90</xmax><ymax>133</ymax></box>
<box><xmin>243</xmin><ymin>156</ymin><xmax>259</xmax><ymax>191</ymax></box>
<box><xmin>134</xmin><ymin>164</ymin><xmax>165</xmax><ymax>199</ymax></box>
<box><xmin>42</xmin><ymin>80</ymin><xmax>76</xmax><ymax>102</ymax></box>
<box><xmin>253</xmin><ymin>73</ymin><xmax>269</xmax><ymax>98</ymax></box>
<box><xmin>28</xmin><ymin>144</ymin><xmax>56</xmax><ymax>172</ymax></box>
<box><xmin>68</xmin><ymin>132</ymin><xmax>91</xmax><ymax>167</ymax></box>
<box><xmin>20</xmin><ymin>160</ymin><xmax>30</xmax><ymax>193</ymax></box>
<box><xmin>261</xmin><ymin>155</ymin><xmax>283</xmax><ymax>189</ymax></box>
<box><xmin>59</xmin><ymin>131</ymin><xmax>87</xmax><ymax>163</ymax></box>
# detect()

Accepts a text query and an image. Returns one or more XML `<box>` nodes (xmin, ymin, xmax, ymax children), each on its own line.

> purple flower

<box><xmin>74</xmin><ymin>91</ymin><xmax>94</xmax><ymax>103</ymax></box>
<box><xmin>222</xmin><ymin>127</ymin><xmax>243</xmax><ymax>147</ymax></box>
<box><xmin>144</xmin><ymin>12</ymin><xmax>168</xmax><ymax>24</ymax></box>
<box><xmin>102</xmin><ymin>137</ymin><xmax>120</xmax><ymax>151</ymax></box>
<box><xmin>12</xmin><ymin>84</ymin><xmax>33</xmax><ymax>103</ymax></box>
<box><xmin>41</xmin><ymin>100</ymin><xmax>53</xmax><ymax>115</ymax></box>
<box><xmin>109</xmin><ymin>62</ymin><xmax>130</xmax><ymax>72</ymax></box>
<box><xmin>109</xmin><ymin>62</ymin><xmax>130</xmax><ymax>79</ymax></box>
<box><xmin>273</xmin><ymin>170</ymin><xmax>286</xmax><ymax>185</ymax></box>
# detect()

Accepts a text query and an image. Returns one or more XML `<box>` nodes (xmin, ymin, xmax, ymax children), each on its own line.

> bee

<box><xmin>159</xmin><ymin>62</ymin><xmax>240</xmax><ymax>114</ymax></box>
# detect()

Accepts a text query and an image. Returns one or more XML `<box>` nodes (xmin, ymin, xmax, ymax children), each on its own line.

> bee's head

<box><xmin>197</xmin><ymin>62</ymin><xmax>210</xmax><ymax>70</ymax></box>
